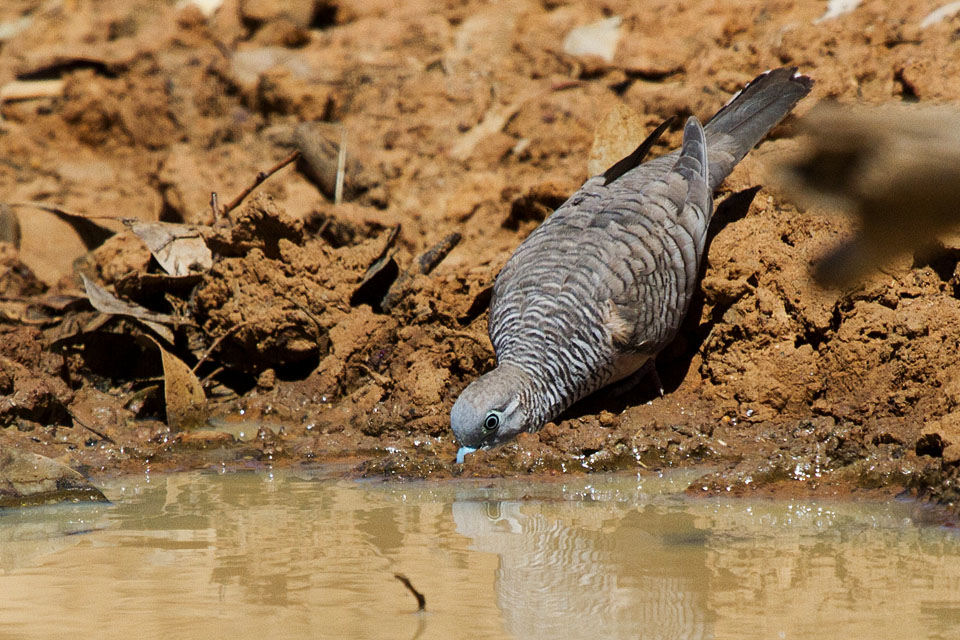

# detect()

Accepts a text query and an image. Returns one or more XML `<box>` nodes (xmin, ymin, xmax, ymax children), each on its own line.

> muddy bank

<box><xmin>2</xmin><ymin>0</ymin><xmax>960</xmax><ymax>507</ymax></box>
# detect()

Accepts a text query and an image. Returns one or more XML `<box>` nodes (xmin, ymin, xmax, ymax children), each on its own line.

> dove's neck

<box><xmin>496</xmin><ymin>359</ymin><xmax>587</xmax><ymax>432</ymax></box>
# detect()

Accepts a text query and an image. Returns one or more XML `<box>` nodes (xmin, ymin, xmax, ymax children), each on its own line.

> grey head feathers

<box><xmin>452</xmin><ymin>68</ymin><xmax>813</xmax><ymax>455</ymax></box>
<box><xmin>451</xmin><ymin>363</ymin><xmax>532</xmax><ymax>448</ymax></box>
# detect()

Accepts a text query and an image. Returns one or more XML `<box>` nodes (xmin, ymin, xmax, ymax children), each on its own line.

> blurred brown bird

<box><xmin>779</xmin><ymin>102</ymin><xmax>960</xmax><ymax>287</ymax></box>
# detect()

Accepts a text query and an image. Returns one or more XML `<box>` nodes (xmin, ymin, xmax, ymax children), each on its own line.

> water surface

<box><xmin>1</xmin><ymin>469</ymin><xmax>958</xmax><ymax>639</ymax></box>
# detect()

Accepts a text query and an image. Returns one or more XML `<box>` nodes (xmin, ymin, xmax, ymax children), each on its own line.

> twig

<box><xmin>393</xmin><ymin>574</ymin><xmax>426</xmax><ymax>611</ymax></box>
<box><xmin>550</xmin><ymin>79</ymin><xmax>584</xmax><ymax>91</ymax></box>
<box><xmin>191</xmin><ymin>320</ymin><xmax>256</xmax><ymax>374</ymax></box>
<box><xmin>418</xmin><ymin>232</ymin><xmax>462</xmax><ymax>275</ymax></box>
<box><xmin>439</xmin><ymin>327</ymin><xmax>488</xmax><ymax>347</ymax></box>
<box><xmin>0</xmin><ymin>79</ymin><xmax>64</xmax><ymax>102</ymax></box>
<box><xmin>316</xmin><ymin>218</ymin><xmax>331</xmax><ymax>237</ymax></box>
<box><xmin>199</xmin><ymin>366</ymin><xmax>225</xmax><ymax>386</ymax></box>
<box><xmin>358</xmin><ymin>363</ymin><xmax>391</xmax><ymax>387</ymax></box>
<box><xmin>209</xmin><ymin>192</ymin><xmax>220</xmax><ymax>222</ymax></box>
<box><xmin>66</xmin><ymin>408</ymin><xmax>116</xmax><ymax>444</ymax></box>
<box><xmin>280</xmin><ymin>294</ymin><xmax>323</xmax><ymax>333</ymax></box>
<box><xmin>222</xmin><ymin>150</ymin><xmax>301</xmax><ymax>215</ymax></box>
<box><xmin>334</xmin><ymin>127</ymin><xmax>346</xmax><ymax>205</ymax></box>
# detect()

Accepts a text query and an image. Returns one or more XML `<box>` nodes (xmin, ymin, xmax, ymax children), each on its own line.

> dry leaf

<box><xmin>351</xmin><ymin>226</ymin><xmax>401</xmax><ymax>309</ymax></box>
<box><xmin>922</xmin><ymin>2</ymin><xmax>960</xmax><ymax>28</ymax></box>
<box><xmin>44</xmin><ymin>311</ymin><xmax>109</xmax><ymax>348</ymax></box>
<box><xmin>9</xmin><ymin>201</ymin><xmax>115</xmax><ymax>250</ymax></box>
<box><xmin>814</xmin><ymin>0</ymin><xmax>861</xmax><ymax>23</ymax></box>
<box><xmin>126</xmin><ymin>220</ymin><xmax>212</xmax><ymax>276</ymax></box>
<box><xmin>0</xmin><ymin>300</ymin><xmax>53</xmax><ymax>324</ymax></box>
<box><xmin>32</xmin><ymin>292</ymin><xmax>87</xmax><ymax>312</ymax></box>
<box><xmin>145</xmin><ymin>335</ymin><xmax>208</xmax><ymax>430</ymax></box>
<box><xmin>79</xmin><ymin>273</ymin><xmax>178</xmax><ymax>343</ymax></box>
<box><xmin>588</xmin><ymin>102</ymin><xmax>650</xmax><ymax>177</ymax></box>
<box><xmin>562</xmin><ymin>16</ymin><xmax>622</xmax><ymax>63</ymax></box>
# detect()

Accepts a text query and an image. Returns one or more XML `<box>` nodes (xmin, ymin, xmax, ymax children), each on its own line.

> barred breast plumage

<box><xmin>452</xmin><ymin>68</ymin><xmax>813</xmax><ymax>455</ymax></box>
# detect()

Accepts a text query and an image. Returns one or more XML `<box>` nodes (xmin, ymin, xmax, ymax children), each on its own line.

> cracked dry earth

<box><xmin>2</xmin><ymin>0</ymin><xmax>960</xmax><ymax>510</ymax></box>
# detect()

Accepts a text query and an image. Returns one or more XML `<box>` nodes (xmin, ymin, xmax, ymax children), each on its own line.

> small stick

<box><xmin>209</xmin><ymin>192</ymin><xmax>220</xmax><ymax>221</ymax></box>
<box><xmin>66</xmin><ymin>408</ymin><xmax>116</xmax><ymax>444</ymax></box>
<box><xmin>442</xmin><ymin>328</ymin><xmax>487</xmax><ymax>347</ymax></box>
<box><xmin>0</xmin><ymin>79</ymin><xmax>64</xmax><ymax>102</ymax></box>
<box><xmin>199</xmin><ymin>366</ymin><xmax>225</xmax><ymax>386</ymax></box>
<box><xmin>393</xmin><ymin>573</ymin><xmax>426</xmax><ymax>611</ymax></box>
<box><xmin>334</xmin><ymin>127</ymin><xmax>346</xmax><ymax>205</ymax></box>
<box><xmin>418</xmin><ymin>232</ymin><xmax>462</xmax><ymax>275</ymax></box>
<box><xmin>191</xmin><ymin>320</ymin><xmax>256</xmax><ymax>374</ymax></box>
<box><xmin>550</xmin><ymin>79</ymin><xmax>584</xmax><ymax>91</ymax></box>
<box><xmin>358</xmin><ymin>363</ymin><xmax>391</xmax><ymax>387</ymax></box>
<box><xmin>222</xmin><ymin>150</ymin><xmax>301</xmax><ymax>215</ymax></box>
<box><xmin>280</xmin><ymin>294</ymin><xmax>323</xmax><ymax>333</ymax></box>
<box><xmin>316</xmin><ymin>217</ymin><xmax>331</xmax><ymax>237</ymax></box>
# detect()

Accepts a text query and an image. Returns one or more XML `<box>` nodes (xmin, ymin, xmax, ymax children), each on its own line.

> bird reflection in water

<box><xmin>453</xmin><ymin>498</ymin><xmax>714</xmax><ymax>640</ymax></box>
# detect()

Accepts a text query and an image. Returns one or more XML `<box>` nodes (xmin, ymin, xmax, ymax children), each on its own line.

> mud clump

<box><xmin>2</xmin><ymin>1</ymin><xmax>960</xmax><ymax>511</ymax></box>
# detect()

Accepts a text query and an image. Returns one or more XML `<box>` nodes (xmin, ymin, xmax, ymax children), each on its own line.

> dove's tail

<box><xmin>703</xmin><ymin>67</ymin><xmax>813</xmax><ymax>190</ymax></box>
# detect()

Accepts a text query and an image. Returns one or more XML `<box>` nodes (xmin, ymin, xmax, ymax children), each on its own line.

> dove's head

<box><xmin>451</xmin><ymin>365</ymin><xmax>532</xmax><ymax>451</ymax></box>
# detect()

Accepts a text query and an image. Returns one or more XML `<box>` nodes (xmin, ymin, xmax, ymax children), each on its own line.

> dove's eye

<box><xmin>483</xmin><ymin>412</ymin><xmax>501</xmax><ymax>433</ymax></box>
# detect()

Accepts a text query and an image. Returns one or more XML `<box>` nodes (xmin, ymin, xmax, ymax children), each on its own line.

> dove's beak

<box><xmin>456</xmin><ymin>446</ymin><xmax>478</xmax><ymax>464</ymax></box>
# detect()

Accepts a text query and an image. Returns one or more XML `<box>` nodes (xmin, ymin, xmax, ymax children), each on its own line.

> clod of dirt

<box><xmin>0</xmin><ymin>205</ymin><xmax>21</xmax><ymax>249</ymax></box>
<box><xmin>193</xmin><ymin>245</ymin><xmax>329</xmax><ymax>374</ymax></box>
<box><xmin>503</xmin><ymin>180</ymin><xmax>577</xmax><ymax>231</ymax></box>
<box><xmin>0</xmin><ymin>351</ymin><xmax>72</xmax><ymax>428</ymax></box>
<box><xmin>91</xmin><ymin>232</ymin><xmax>152</xmax><ymax>284</ymax></box>
<box><xmin>240</xmin><ymin>0</ymin><xmax>316</xmax><ymax>29</ymax></box>
<box><xmin>192</xmin><ymin>194</ymin><xmax>400</xmax><ymax>376</ymax></box>
<box><xmin>0</xmin><ymin>243</ymin><xmax>44</xmax><ymax>299</ymax></box>
<box><xmin>918</xmin><ymin>413</ymin><xmax>960</xmax><ymax>457</ymax></box>
<box><xmin>206</xmin><ymin>193</ymin><xmax>304</xmax><ymax>259</ymax></box>
<box><xmin>588</xmin><ymin>101</ymin><xmax>654</xmax><ymax>176</ymax></box>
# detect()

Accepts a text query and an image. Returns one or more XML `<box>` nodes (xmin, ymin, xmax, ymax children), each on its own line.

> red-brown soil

<box><xmin>2</xmin><ymin>0</ymin><xmax>960</xmax><ymax>508</ymax></box>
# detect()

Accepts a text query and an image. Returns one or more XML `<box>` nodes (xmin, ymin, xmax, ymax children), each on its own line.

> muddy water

<box><xmin>1</xmin><ymin>470</ymin><xmax>959</xmax><ymax>640</ymax></box>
